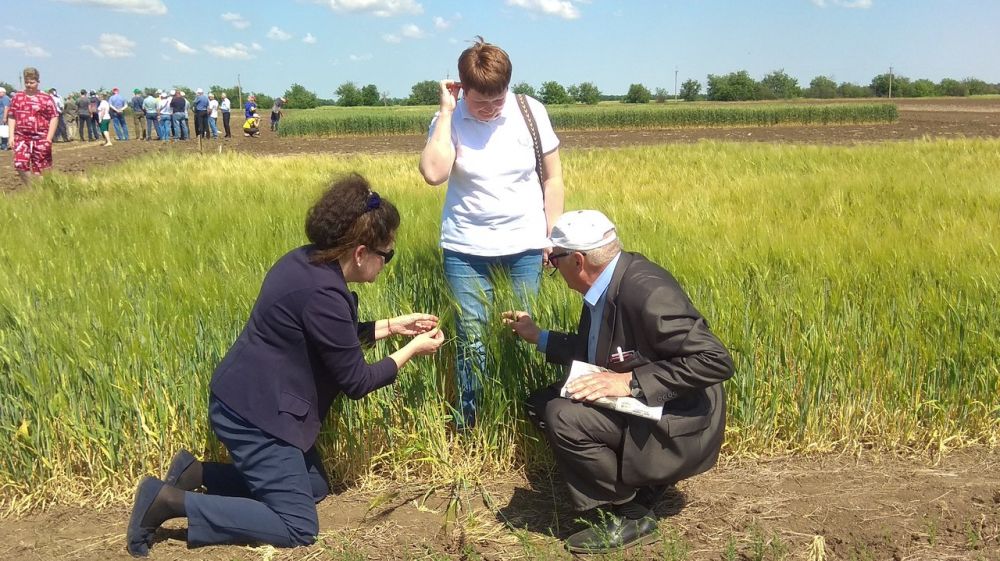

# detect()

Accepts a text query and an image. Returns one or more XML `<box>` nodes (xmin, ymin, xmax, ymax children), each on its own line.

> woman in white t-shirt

<box><xmin>97</xmin><ymin>91</ymin><xmax>113</xmax><ymax>147</ymax></box>
<box><xmin>419</xmin><ymin>36</ymin><xmax>565</xmax><ymax>429</ymax></box>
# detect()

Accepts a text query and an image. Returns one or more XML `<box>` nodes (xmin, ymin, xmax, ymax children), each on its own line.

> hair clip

<box><xmin>365</xmin><ymin>191</ymin><xmax>381</xmax><ymax>212</ymax></box>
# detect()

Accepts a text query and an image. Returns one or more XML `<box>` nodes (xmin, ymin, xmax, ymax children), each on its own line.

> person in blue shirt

<box><xmin>244</xmin><ymin>94</ymin><xmax>257</xmax><ymax>118</ymax></box>
<box><xmin>193</xmin><ymin>88</ymin><xmax>210</xmax><ymax>139</ymax></box>
<box><xmin>125</xmin><ymin>173</ymin><xmax>445</xmax><ymax>557</ymax></box>
<box><xmin>129</xmin><ymin>89</ymin><xmax>146</xmax><ymax>140</ymax></box>
<box><xmin>108</xmin><ymin>87</ymin><xmax>129</xmax><ymax>140</ymax></box>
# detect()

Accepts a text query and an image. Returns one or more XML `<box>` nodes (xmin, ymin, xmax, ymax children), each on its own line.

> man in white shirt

<box><xmin>207</xmin><ymin>93</ymin><xmax>220</xmax><ymax>139</ymax></box>
<box><xmin>219</xmin><ymin>93</ymin><xmax>232</xmax><ymax>138</ymax></box>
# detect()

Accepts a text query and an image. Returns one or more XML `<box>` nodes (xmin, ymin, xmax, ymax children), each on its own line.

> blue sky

<box><xmin>2</xmin><ymin>0</ymin><xmax>998</xmax><ymax>98</ymax></box>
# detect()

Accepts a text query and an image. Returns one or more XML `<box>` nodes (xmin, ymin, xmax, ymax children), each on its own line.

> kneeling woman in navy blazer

<box><xmin>126</xmin><ymin>173</ymin><xmax>445</xmax><ymax>556</ymax></box>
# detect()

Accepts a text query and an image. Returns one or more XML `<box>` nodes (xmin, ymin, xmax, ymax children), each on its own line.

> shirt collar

<box><xmin>583</xmin><ymin>252</ymin><xmax>622</xmax><ymax>308</ymax></box>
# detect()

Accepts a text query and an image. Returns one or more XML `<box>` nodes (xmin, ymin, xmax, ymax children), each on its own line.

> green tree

<box><xmin>0</xmin><ymin>81</ymin><xmax>15</xmax><ymax>93</ymax></box>
<box><xmin>511</xmin><ymin>82</ymin><xmax>536</xmax><ymax>97</ymax></box>
<box><xmin>759</xmin><ymin>69</ymin><xmax>801</xmax><ymax>99</ymax></box>
<box><xmin>938</xmin><ymin>78</ymin><xmax>968</xmax><ymax>97</ymax></box>
<box><xmin>360</xmin><ymin>84</ymin><xmax>380</xmax><ymax>106</ymax></box>
<box><xmin>335</xmin><ymin>82</ymin><xmax>361</xmax><ymax>106</ymax></box>
<box><xmin>407</xmin><ymin>80</ymin><xmax>439</xmax><ymax>105</ymax></box>
<box><xmin>962</xmin><ymin>77</ymin><xmax>995</xmax><ymax>95</ymax></box>
<box><xmin>910</xmin><ymin>79</ymin><xmax>938</xmax><ymax>97</ymax></box>
<box><xmin>871</xmin><ymin>73</ymin><xmax>910</xmax><ymax>97</ymax></box>
<box><xmin>654</xmin><ymin>87</ymin><xmax>668</xmax><ymax>103</ymax></box>
<box><xmin>679</xmin><ymin>79</ymin><xmax>701</xmax><ymax>101</ymax></box>
<box><xmin>540</xmin><ymin>81</ymin><xmax>571</xmax><ymax>105</ymax></box>
<box><xmin>283</xmin><ymin>83</ymin><xmax>318</xmax><ymax>109</ymax></box>
<box><xmin>837</xmin><ymin>82</ymin><xmax>871</xmax><ymax>98</ymax></box>
<box><xmin>623</xmin><ymin>83</ymin><xmax>651</xmax><ymax>103</ymax></box>
<box><xmin>707</xmin><ymin>71</ymin><xmax>758</xmax><ymax>101</ymax></box>
<box><xmin>574</xmin><ymin>82</ymin><xmax>602</xmax><ymax>105</ymax></box>
<box><xmin>804</xmin><ymin>76</ymin><xmax>837</xmax><ymax>98</ymax></box>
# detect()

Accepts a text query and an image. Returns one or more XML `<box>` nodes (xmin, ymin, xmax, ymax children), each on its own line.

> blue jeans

<box><xmin>207</xmin><ymin>116</ymin><xmax>218</xmax><ymax>137</ymax></box>
<box><xmin>157</xmin><ymin>114</ymin><xmax>171</xmax><ymax>141</ymax></box>
<box><xmin>145</xmin><ymin>114</ymin><xmax>158</xmax><ymax>140</ymax></box>
<box><xmin>442</xmin><ymin>249</ymin><xmax>542</xmax><ymax>428</ymax></box>
<box><xmin>112</xmin><ymin>111</ymin><xmax>128</xmax><ymax>140</ymax></box>
<box><xmin>172</xmin><ymin>112</ymin><xmax>189</xmax><ymax>140</ymax></box>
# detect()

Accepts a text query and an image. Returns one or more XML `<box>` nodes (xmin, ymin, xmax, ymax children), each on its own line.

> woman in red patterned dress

<box><xmin>7</xmin><ymin>67</ymin><xmax>58</xmax><ymax>185</ymax></box>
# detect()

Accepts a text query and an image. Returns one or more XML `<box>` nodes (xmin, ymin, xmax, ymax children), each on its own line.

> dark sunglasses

<box><xmin>372</xmin><ymin>248</ymin><xmax>394</xmax><ymax>264</ymax></box>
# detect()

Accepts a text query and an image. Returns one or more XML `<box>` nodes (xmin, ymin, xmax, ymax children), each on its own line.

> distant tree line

<box><xmin>79</xmin><ymin>72</ymin><xmax>989</xmax><ymax>112</ymax></box>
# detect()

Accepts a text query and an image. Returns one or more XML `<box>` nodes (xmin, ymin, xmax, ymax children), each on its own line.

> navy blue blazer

<box><xmin>211</xmin><ymin>245</ymin><xmax>398</xmax><ymax>451</ymax></box>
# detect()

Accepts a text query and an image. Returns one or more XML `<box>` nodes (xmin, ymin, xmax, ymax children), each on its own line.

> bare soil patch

<box><xmin>2</xmin><ymin>449</ymin><xmax>997</xmax><ymax>560</ymax></box>
<box><xmin>2</xmin><ymin>98</ymin><xmax>999</xmax><ymax>194</ymax></box>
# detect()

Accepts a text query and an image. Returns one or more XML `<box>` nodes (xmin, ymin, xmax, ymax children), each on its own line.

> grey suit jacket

<box><xmin>543</xmin><ymin>251</ymin><xmax>734</xmax><ymax>485</ymax></box>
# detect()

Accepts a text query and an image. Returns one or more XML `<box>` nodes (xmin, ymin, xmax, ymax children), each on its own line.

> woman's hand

<box><xmin>438</xmin><ymin>80</ymin><xmax>461</xmax><ymax>113</ymax></box>
<box><xmin>389</xmin><ymin>313</ymin><xmax>439</xmax><ymax>336</ymax></box>
<box><xmin>501</xmin><ymin>311</ymin><xmax>541</xmax><ymax>345</ymax></box>
<box><xmin>409</xmin><ymin>327</ymin><xmax>445</xmax><ymax>356</ymax></box>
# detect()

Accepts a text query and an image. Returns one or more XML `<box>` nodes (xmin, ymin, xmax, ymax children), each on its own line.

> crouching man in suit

<box><xmin>502</xmin><ymin>210</ymin><xmax>734</xmax><ymax>554</ymax></box>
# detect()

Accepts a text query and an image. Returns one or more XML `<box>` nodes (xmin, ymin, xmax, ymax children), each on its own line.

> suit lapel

<box><xmin>594</xmin><ymin>252</ymin><xmax>633</xmax><ymax>367</ymax></box>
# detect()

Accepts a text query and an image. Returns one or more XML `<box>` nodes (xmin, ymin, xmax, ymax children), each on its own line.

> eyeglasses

<box><xmin>547</xmin><ymin>250</ymin><xmax>585</xmax><ymax>268</ymax></box>
<box><xmin>372</xmin><ymin>248</ymin><xmax>394</xmax><ymax>264</ymax></box>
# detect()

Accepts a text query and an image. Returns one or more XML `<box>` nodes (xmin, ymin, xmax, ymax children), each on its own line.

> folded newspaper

<box><xmin>560</xmin><ymin>360</ymin><xmax>664</xmax><ymax>421</ymax></box>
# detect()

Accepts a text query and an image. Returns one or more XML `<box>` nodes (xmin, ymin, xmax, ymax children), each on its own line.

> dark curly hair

<box><xmin>306</xmin><ymin>173</ymin><xmax>400</xmax><ymax>264</ymax></box>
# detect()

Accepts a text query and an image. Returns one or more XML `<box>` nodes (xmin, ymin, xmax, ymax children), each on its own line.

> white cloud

<box><xmin>1</xmin><ymin>38</ymin><xmax>51</xmax><ymax>58</ymax></box>
<box><xmin>349</xmin><ymin>53</ymin><xmax>373</xmax><ymax>61</ymax></box>
<box><xmin>811</xmin><ymin>0</ymin><xmax>873</xmax><ymax>7</ymax></box>
<box><xmin>303</xmin><ymin>33</ymin><xmax>317</xmax><ymax>44</ymax></box>
<box><xmin>266</xmin><ymin>26</ymin><xmax>292</xmax><ymax>40</ymax></box>
<box><xmin>161</xmin><ymin>37</ymin><xmax>197</xmax><ymax>54</ymax></box>
<box><xmin>316</xmin><ymin>0</ymin><xmax>423</xmax><ymax>17</ymax></box>
<box><xmin>506</xmin><ymin>0</ymin><xmax>581</xmax><ymax>20</ymax></box>
<box><xmin>82</xmin><ymin>33</ymin><xmax>136</xmax><ymax>58</ymax></box>
<box><xmin>220</xmin><ymin>12</ymin><xmax>250</xmax><ymax>29</ymax></box>
<box><xmin>433</xmin><ymin>12</ymin><xmax>461</xmax><ymax>30</ymax></box>
<box><xmin>251</xmin><ymin>42</ymin><xmax>263</xmax><ymax>51</ymax></box>
<box><xmin>401</xmin><ymin>24</ymin><xmax>424</xmax><ymax>39</ymax></box>
<box><xmin>56</xmin><ymin>0</ymin><xmax>166</xmax><ymax>16</ymax></box>
<box><xmin>382</xmin><ymin>33</ymin><xmax>401</xmax><ymax>43</ymax></box>
<box><xmin>203</xmin><ymin>42</ymin><xmax>253</xmax><ymax>60</ymax></box>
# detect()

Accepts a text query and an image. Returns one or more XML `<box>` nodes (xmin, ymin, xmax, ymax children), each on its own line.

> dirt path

<box><xmin>3</xmin><ymin>98</ymin><xmax>999</xmax><ymax>194</ymax></box>
<box><xmin>2</xmin><ymin>450</ymin><xmax>997</xmax><ymax>560</ymax></box>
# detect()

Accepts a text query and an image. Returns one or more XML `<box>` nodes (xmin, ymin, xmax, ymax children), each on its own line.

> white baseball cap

<box><xmin>548</xmin><ymin>210</ymin><xmax>618</xmax><ymax>251</ymax></box>
<box><xmin>195</xmin><ymin>88</ymin><xmax>204</xmax><ymax>94</ymax></box>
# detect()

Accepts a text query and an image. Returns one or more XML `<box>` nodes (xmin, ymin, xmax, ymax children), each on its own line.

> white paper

<box><xmin>560</xmin><ymin>360</ymin><xmax>664</xmax><ymax>421</ymax></box>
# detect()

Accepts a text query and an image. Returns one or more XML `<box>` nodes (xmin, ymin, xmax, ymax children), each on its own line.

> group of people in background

<box><xmin>2</xmin><ymin>71</ymin><xmax>289</xmax><ymax>185</ymax></box>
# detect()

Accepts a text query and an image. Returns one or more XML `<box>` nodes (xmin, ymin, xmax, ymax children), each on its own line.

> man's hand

<box><xmin>564</xmin><ymin>372</ymin><xmax>632</xmax><ymax>402</ymax></box>
<box><xmin>501</xmin><ymin>310</ymin><xmax>541</xmax><ymax>344</ymax></box>
<box><xmin>388</xmin><ymin>313</ymin><xmax>438</xmax><ymax>336</ymax></box>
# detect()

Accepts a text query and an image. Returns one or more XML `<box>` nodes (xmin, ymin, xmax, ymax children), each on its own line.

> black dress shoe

<box><xmin>564</xmin><ymin>511</ymin><xmax>659</xmax><ymax>554</ymax></box>
<box><xmin>125</xmin><ymin>476</ymin><xmax>165</xmax><ymax>557</ymax></box>
<box><xmin>164</xmin><ymin>449</ymin><xmax>197</xmax><ymax>489</ymax></box>
<box><xmin>635</xmin><ymin>483</ymin><xmax>676</xmax><ymax>509</ymax></box>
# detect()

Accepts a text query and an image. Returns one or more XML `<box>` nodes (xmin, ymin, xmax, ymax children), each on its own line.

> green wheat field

<box><xmin>1</xmin><ymin>139</ymin><xmax>997</xmax><ymax>514</ymax></box>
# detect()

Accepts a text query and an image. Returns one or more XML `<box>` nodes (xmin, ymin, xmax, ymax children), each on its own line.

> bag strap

<box><xmin>515</xmin><ymin>93</ymin><xmax>545</xmax><ymax>195</ymax></box>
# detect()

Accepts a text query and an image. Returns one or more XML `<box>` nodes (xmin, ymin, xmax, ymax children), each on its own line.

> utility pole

<box><xmin>674</xmin><ymin>67</ymin><xmax>679</xmax><ymax>101</ymax></box>
<box><xmin>888</xmin><ymin>65</ymin><xmax>893</xmax><ymax>99</ymax></box>
<box><xmin>237</xmin><ymin>74</ymin><xmax>243</xmax><ymax>112</ymax></box>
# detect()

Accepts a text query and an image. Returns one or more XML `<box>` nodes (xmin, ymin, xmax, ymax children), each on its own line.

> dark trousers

<box><xmin>527</xmin><ymin>385</ymin><xmax>634</xmax><ymax>511</ymax></box>
<box><xmin>55</xmin><ymin>114</ymin><xmax>69</xmax><ymax>142</ymax></box>
<box><xmin>184</xmin><ymin>396</ymin><xmax>329</xmax><ymax>547</ymax></box>
<box><xmin>195</xmin><ymin>110</ymin><xmax>209</xmax><ymax>138</ymax></box>
<box><xmin>222</xmin><ymin>112</ymin><xmax>231</xmax><ymax>137</ymax></box>
<box><xmin>80</xmin><ymin>115</ymin><xmax>97</xmax><ymax>140</ymax></box>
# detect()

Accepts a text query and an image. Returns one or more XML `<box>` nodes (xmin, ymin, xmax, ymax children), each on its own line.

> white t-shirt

<box><xmin>220</xmin><ymin>98</ymin><xmax>231</xmax><ymax>112</ymax></box>
<box><xmin>428</xmin><ymin>92</ymin><xmax>559</xmax><ymax>256</ymax></box>
<box><xmin>98</xmin><ymin>99</ymin><xmax>111</xmax><ymax>121</ymax></box>
<box><xmin>208</xmin><ymin>99</ymin><xmax>219</xmax><ymax>119</ymax></box>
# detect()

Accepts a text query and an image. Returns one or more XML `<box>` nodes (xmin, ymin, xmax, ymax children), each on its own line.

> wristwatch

<box><xmin>628</xmin><ymin>375</ymin><xmax>644</xmax><ymax>399</ymax></box>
